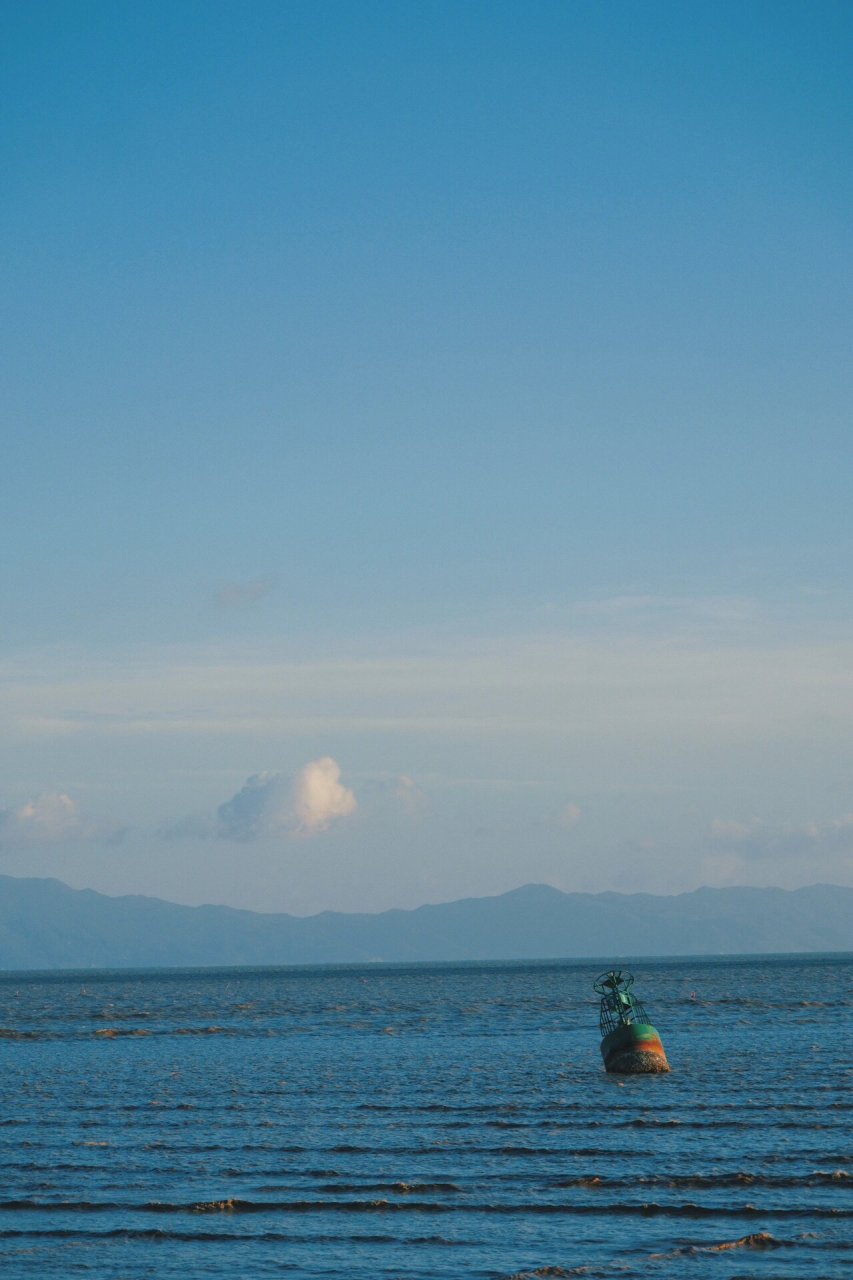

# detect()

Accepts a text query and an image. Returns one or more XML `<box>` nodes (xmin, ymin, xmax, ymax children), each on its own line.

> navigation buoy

<box><xmin>595</xmin><ymin>970</ymin><xmax>670</xmax><ymax>1073</ymax></box>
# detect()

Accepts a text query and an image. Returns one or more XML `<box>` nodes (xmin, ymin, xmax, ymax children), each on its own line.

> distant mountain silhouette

<box><xmin>0</xmin><ymin>875</ymin><xmax>850</xmax><ymax>970</ymax></box>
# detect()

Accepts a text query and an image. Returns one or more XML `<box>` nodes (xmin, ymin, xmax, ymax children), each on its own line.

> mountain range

<box><xmin>0</xmin><ymin>875</ymin><xmax>850</xmax><ymax>970</ymax></box>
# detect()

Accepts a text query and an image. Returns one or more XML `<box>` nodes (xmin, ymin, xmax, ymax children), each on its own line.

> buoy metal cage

<box><xmin>594</xmin><ymin>971</ymin><xmax>650</xmax><ymax>1037</ymax></box>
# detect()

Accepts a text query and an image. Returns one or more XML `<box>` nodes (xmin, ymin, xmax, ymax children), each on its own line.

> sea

<box><xmin>0</xmin><ymin>954</ymin><xmax>850</xmax><ymax>1279</ymax></box>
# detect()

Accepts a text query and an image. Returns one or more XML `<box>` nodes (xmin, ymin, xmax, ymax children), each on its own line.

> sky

<box><xmin>1</xmin><ymin>1</ymin><xmax>852</xmax><ymax>914</ymax></box>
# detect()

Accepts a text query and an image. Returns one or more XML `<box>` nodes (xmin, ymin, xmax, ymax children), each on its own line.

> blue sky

<box><xmin>1</xmin><ymin>2</ymin><xmax>851</xmax><ymax>912</ymax></box>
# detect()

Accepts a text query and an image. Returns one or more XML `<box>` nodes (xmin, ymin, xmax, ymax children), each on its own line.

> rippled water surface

<box><xmin>0</xmin><ymin>955</ymin><xmax>850</xmax><ymax>1278</ymax></box>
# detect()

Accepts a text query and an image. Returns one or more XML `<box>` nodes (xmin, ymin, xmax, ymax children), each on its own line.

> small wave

<box><xmin>650</xmin><ymin>1231</ymin><xmax>784</xmax><ymax>1259</ymax></box>
<box><xmin>187</xmin><ymin>1199</ymin><xmax>248</xmax><ymax>1213</ymax></box>
<box><xmin>171</xmin><ymin>1026</ymin><xmax>228</xmax><ymax>1035</ymax></box>
<box><xmin>144</xmin><ymin>1199</ymin><xmax>416</xmax><ymax>1215</ymax></box>
<box><xmin>94</xmin><ymin>1028</ymin><xmax>152</xmax><ymax>1038</ymax></box>
<box><xmin>705</xmin><ymin>1232</ymin><xmax>781</xmax><ymax>1251</ymax></box>
<box><xmin>316</xmin><ymin>1182</ymin><xmax>462</xmax><ymax>1195</ymax></box>
<box><xmin>506</xmin><ymin>1267</ymin><xmax>596</xmax><ymax>1278</ymax></box>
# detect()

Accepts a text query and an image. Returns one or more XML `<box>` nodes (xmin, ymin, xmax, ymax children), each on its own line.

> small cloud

<box><xmin>710</xmin><ymin>813</ymin><xmax>853</xmax><ymax>859</ymax></box>
<box><xmin>394</xmin><ymin>774</ymin><xmax>427</xmax><ymax>815</ymax></box>
<box><xmin>559</xmin><ymin>802</ymin><xmax>582</xmax><ymax>830</ymax></box>
<box><xmin>214</xmin><ymin>576</ymin><xmax>276</xmax><ymax>609</ymax></box>
<box><xmin>216</xmin><ymin>771</ymin><xmax>290</xmax><ymax>840</ymax></box>
<box><xmin>293</xmin><ymin>757</ymin><xmax>357</xmax><ymax>834</ymax></box>
<box><xmin>215</xmin><ymin>758</ymin><xmax>357</xmax><ymax>841</ymax></box>
<box><xmin>0</xmin><ymin>792</ymin><xmax>116</xmax><ymax>846</ymax></box>
<box><xmin>2</xmin><ymin>793</ymin><xmax>83</xmax><ymax>843</ymax></box>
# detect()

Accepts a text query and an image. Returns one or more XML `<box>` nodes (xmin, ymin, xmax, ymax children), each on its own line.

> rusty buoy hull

<box><xmin>600</xmin><ymin>1022</ymin><xmax>670</xmax><ymax>1073</ymax></box>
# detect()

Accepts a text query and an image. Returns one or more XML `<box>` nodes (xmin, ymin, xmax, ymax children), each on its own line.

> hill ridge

<box><xmin>0</xmin><ymin>874</ymin><xmax>850</xmax><ymax>970</ymax></box>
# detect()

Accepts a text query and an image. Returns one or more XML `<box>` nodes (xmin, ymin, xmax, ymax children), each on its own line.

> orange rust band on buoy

<box><xmin>601</xmin><ymin>1023</ymin><xmax>670</xmax><ymax>1074</ymax></box>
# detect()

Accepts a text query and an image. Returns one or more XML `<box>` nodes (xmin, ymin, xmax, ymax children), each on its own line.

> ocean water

<box><xmin>0</xmin><ymin>955</ymin><xmax>850</xmax><ymax>1279</ymax></box>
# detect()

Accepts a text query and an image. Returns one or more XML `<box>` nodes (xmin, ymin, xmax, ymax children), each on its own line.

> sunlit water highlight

<box><xmin>0</xmin><ymin>955</ymin><xmax>850</xmax><ymax>1277</ymax></box>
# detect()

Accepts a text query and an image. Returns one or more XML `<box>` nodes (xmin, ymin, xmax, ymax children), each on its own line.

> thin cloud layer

<box><xmin>711</xmin><ymin>814</ymin><xmax>853</xmax><ymax>859</ymax></box>
<box><xmin>214</xmin><ymin>577</ymin><xmax>276</xmax><ymax>609</ymax></box>
<box><xmin>395</xmin><ymin>774</ymin><xmax>427</xmax><ymax>815</ymax></box>
<box><xmin>216</xmin><ymin>758</ymin><xmax>357</xmax><ymax>841</ymax></box>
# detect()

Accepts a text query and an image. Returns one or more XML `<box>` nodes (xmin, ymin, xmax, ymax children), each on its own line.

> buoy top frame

<box><xmin>594</xmin><ymin>970</ymin><xmax>652</xmax><ymax>1037</ymax></box>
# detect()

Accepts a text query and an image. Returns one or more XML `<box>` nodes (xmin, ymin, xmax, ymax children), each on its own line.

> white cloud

<box><xmin>0</xmin><ymin>792</ymin><xmax>88</xmax><ymax>845</ymax></box>
<box><xmin>215</xmin><ymin>758</ymin><xmax>357</xmax><ymax>841</ymax></box>
<box><xmin>293</xmin><ymin>757</ymin><xmax>357</xmax><ymax>834</ymax></box>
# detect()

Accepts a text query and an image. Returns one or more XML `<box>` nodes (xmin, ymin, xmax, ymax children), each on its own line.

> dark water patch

<box><xmin>506</xmin><ymin>1268</ymin><xmax>602</xmax><ymax>1278</ymax></box>
<box><xmin>0</xmin><ymin>1226</ymin><xmax>471</xmax><ymax>1248</ymax></box>
<box><xmin>622</xmin><ymin>1117</ymin><xmax>681</xmax><ymax>1127</ymax></box>
<box><xmin>487</xmin><ymin>1201</ymin><xmax>853</xmax><ymax>1220</ymax></box>
<box><xmin>314</xmin><ymin>1182</ymin><xmax>463</xmax><ymax>1195</ymax></box>
<box><xmin>170</xmin><ymin>1026</ymin><xmax>230</xmax><ymax>1036</ymax></box>
<box><xmin>0</xmin><ymin>1227</ymin><xmax>364</xmax><ymax>1244</ymax></box>
<box><xmin>3</xmin><ymin>1198</ymin><xmax>849</xmax><ymax>1219</ymax></box>
<box><xmin>142</xmin><ymin>1141</ymin><xmax>228</xmax><ymax>1151</ymax></box>
<box><xmin>748</xmin><ymin>1150</ymin><xmax>851</xmax><ymax>1166</ymax></box>
<box><xmin>496</xmin><ymin>1146</ymin><xmax>567</xmax><ymax>1157</ymax></box>
<box><xmin>87</xmin><ymin>1010</ymin><xmax>154</xmax><ymax>1021</ymax></box>
<box><xmin>552</xmin><ymin>1171</ymin><xmax>852</xmax><ymax>1190</ymax></box>
<box><xmin>0</xmin><ymin>1201</ymin><xmax>122</xmax><ymax>1214</ymax></box>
